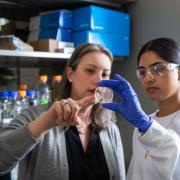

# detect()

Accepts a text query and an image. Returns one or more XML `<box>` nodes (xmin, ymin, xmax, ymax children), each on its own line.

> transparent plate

<box><xmin>95</xmin><ymin>87</ymin><xmax>113</xmax><ymax>103</ymax></box>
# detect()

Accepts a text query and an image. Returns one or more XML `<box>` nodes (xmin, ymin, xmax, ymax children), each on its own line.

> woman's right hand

<box><xmin>47</xmin><ymin>95</ymin><xmax>96</xmax><ymax>128</ymax></box>
<box><xmin>27</xmin><ymin>95</ymin><xmax>96</xmax><ymax>139</ymax></box>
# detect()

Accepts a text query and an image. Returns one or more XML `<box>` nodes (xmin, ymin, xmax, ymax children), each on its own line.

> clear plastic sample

<box><xmin>95</xmin><ymin>87</ymin><xmax>113</xmax><ymax>103</ymax></box>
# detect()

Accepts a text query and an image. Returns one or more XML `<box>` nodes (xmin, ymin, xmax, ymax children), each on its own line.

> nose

<box><xmin>143</xmin><ymin>70</ymin><xmax>155</xmax><ymax>83</ymax></box>
<box><xmin>94</xmin><ymin>73</ymin><xmax>103</xmax><ymax>84</ymax></box>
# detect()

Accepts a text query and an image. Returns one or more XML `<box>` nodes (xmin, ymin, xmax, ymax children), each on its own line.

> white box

<box><xmin>57</xmin><ymin>47</ymin><xmax>75</xmax><ymax>54</ymax></box>
<box><xmin>27</xmin><ymin>30</ymin><xmax>39</xmax><ymax>43</ymax></box>
<box><xmin>29</xmin><ymin>16</ymin><xmax>40</xmax><ymax>31</ymax></box>
<box><xmin>58</xmin><ymin>41</ymin><xmax>74</xmax><ymax>49</ymax></box>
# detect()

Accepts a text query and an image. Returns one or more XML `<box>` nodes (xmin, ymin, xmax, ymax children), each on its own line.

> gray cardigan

<box><xmin>0</xmin><ymin>105</ymin><xmax>125</xmax><ymax>180</ymax></box>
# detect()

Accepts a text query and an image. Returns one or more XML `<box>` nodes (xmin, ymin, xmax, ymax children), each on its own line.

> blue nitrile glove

<box><xmin>98</xmin><ymin>74</ymin><xmax>153</xmax><ymax>133</ymax></box>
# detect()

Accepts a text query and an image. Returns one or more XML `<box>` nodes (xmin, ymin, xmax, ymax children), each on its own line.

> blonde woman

<box><xmin>0</xmin><ymin>43</ymin><xmax>125</xmax><ymax>180</ymax></box>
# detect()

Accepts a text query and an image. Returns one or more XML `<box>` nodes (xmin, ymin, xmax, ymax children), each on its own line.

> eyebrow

<box><xmin>85</xmin><ymin>64</ymin><xmax>111</xmax><ymax>71</ymax></box>
<box><xmin>138</xmin><ymin>61</ymin><xmax>164</xmax><ymax>69</ymax></box>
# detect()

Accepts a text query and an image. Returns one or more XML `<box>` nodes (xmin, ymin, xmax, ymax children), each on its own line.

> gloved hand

<box><xmin>98</xmin><ymin>74</ymin><xmax>153</xmax><ymax>133</ymax></box>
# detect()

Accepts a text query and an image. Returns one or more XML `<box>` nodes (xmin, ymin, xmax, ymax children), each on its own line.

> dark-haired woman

<box><xmin>98</xmin><ymin>37</ymin><xmax>180</xmax><ymax>180</ymax></box>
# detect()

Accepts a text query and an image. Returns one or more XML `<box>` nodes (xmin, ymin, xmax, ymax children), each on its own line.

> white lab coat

<box><xmin>127</xmin><ymin>110</ymin><xmax>180</xmax><ymax>180</ymax></box>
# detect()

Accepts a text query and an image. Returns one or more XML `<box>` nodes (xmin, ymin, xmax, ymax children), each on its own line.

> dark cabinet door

<box><xmin>0</xmin><ymin>173</ymin><xmax>11</xmax><ymax>180</ymax></box>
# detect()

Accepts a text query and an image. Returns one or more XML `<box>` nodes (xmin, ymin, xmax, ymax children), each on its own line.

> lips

<box><xmin>87</xmin><ymin>89</ymin><xmax>96</xmax><ymax>95</ymax></box>
<box><xmin>146</xmin><ymin>87</ymin><xmax>159</xmax><ymax>93</ymax></box>
<box><xmin>89</xmin><ymin>88</ymin><xmax>96</xmax><ymax>92</ymax></box>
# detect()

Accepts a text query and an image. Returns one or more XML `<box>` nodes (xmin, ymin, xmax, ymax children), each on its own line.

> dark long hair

<box><xmin>137</xmin><ymin>37</ymin><xmax>180</xmax><ymax>65</ymax></box>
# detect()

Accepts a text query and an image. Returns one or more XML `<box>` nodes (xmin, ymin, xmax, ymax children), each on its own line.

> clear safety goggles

<box><xmin>136</xmin><ymin>63</ymin><xmax>179</xmax><ymax>79</ymax></box>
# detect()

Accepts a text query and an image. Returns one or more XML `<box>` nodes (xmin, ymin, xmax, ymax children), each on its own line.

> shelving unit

<box><xmin>0</xmin><ymin>50</ymin><xmax>70</xmax><ymax>67</ymax></box>
<box><xmin>0</xmin><ymin>50</ymin><xmax>71</xmax><ymax>59</ymax></box>
<box><xmin>0</xmin><ymin>50</ymin><xmax>124</xmax><ymax>68</ymax></box>
<box><xmin>0</xmin><ymin>0</ymin><xmax>133</xmax><ymax>78</ymax></box>
<box><xmin>0</xmin><ymin>0</ymin><xmax>135</xmax><ymax>67</ymax></box>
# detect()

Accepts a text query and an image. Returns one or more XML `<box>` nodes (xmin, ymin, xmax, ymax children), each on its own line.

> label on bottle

<box><xmin>39</xmin><ymin>99</ymin><xmax>49</xmax><ymax>105</ymax></box>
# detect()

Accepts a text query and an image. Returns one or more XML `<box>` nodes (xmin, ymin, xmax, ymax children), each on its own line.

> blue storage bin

<box><xmin>40</xmin><ymin>10</ymin><xmax>72</xmax><ymax>29</ymax></box>
<box><xmin>73</xmin><ymin>30</ymin><xmax>129</xmax><ymax>56</ymax></box>
<box><xmin>72</xmin><ymin>5</ymin><xmax>130</xmax><ymax>35</ymax></box>
<box><xmin>39</xmin><ymin>28</ymin><xmax>72</xmax><ymax>42</ymax></box>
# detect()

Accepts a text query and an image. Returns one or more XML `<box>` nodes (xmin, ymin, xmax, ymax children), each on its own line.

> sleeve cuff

<box><xmin>138</xmin><ymin>121</ymin><xmax>168</xmax><ymax>150</ymax></box>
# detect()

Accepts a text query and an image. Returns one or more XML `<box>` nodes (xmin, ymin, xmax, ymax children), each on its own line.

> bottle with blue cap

<box><xmin>9</xmin><ymin>91</ymin><xmax>18</xmax><ymax>118</ymax></box>
<box><xmin>1</xmin><ymin>91</ymin><xmax>12</xmax><ymax>124</ymax></box>
<box><xmin>27</xmin><ymin>90</ymin><xmax>38</xmax><ymax>106</ymax></box>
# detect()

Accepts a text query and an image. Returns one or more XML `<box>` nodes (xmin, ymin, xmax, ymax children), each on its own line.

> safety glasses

<box><xmin>136</xmin><ymin>63</ymin><xmax>179</xmax><ymax>79</ymax></box>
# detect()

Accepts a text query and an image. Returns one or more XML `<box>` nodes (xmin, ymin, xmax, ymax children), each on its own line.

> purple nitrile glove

<box><xmin>98</xmin><ymin>74</ymin><xmax>153</xmax><ymax>133</ymax></box>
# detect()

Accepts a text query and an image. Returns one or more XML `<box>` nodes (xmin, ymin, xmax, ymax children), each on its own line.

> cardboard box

<box><xmin>57</xmin><ymin>47</ymin><xmax>75</xmax><ymax>54</ymax></box>
<box><xmin>40</xmin><ymin>10</ymin><xmax>72</xmax><ymax>29</ymax></box>
<box><xmin>73</xmin><ymin>30</ymin><xmax>129</xmax><ymax>56</ymax></box>
<box><xmin>39</xmin><ymin>28</ymin><xmax>72</xmax><ymax>42</ymax></box>
<box><xmin>30</xmin><ymin>39</ymin><xmax>58</xmax><ymax>52</ymax></box>
<box><xmin>58</xmin><ymin>41</ymin><xmax>74</xmax><ymax>48</ymax></box>
<box><xmin>72</xmin><ymin>5</ymin><xmax>130</xmax><ymax>35</ymax></box>
<box><xmin>27</xmin><ymin>30</ymin><xmax>39</xmax><ymax>43</ymax></box>
<box><xmin>1</xmin><ymin>20</ymin><xmax>29</xmax><ymax>41</ymax></box>
<box><xmin>29</xmin><ymin>16</ymin><xmax>40</xmax><ymax>31</ymax></box>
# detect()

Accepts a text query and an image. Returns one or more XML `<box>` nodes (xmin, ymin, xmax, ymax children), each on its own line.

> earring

<box><xmin>69</xmin><ymin>79</ymin><xmax>72</xmax><ymax>83</ymax></box>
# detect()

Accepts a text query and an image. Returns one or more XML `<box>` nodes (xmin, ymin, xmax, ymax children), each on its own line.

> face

<box><xmin>138</xmin><ymin>51</ymin><xmax>180</xmax><ymax>102</ymax></box>
<box><xmin>67</xmin><ymin>51</ymin><xmax>111</xmax><ymax>100</ymax></box>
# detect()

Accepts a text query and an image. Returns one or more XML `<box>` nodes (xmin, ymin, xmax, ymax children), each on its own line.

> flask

<box><xmin>9</xmin><ymin>91</ymin><xmax>18</xmax><ymax>118</ymax></box>
<box><xmin>27</xmin><ymin>90</ymin><xmax>38</xmax><ymax>106</ymax></box>
<box><xmin>16</xmin><ymin>90</ymin><xmax>29</xmax><ymax>114</ymax></box>
<box><xmin>1</xmin><ymin>91</ymin><xmax>12</xmax><ymax>124</ymax></box>
<box><xmin>51</xmin><ymin>75</ymin><xmax>62</xmax><ymax>102</ymax></box>
<box><xmin>35</xmin><ymin>75</ymin><xmax>51</xmax><ymax>105</ymax></box>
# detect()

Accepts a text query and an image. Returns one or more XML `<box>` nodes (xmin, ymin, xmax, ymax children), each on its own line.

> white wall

<box><xmin>113</xmin><ymin>0</ymin><xmax>180</xmax><ymax>170</ymax></box>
